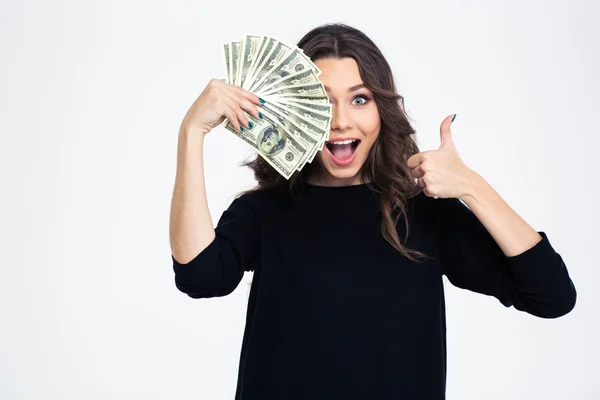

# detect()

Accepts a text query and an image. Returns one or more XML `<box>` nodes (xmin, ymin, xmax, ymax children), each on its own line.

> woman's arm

<box><xmin>168</xmin><ymin>79</ymin><xmax>263</xmax><ymax>298</ymax></box>
<box><xmin>459</xmin><ymin>169</ymin><xmax>543</xmax><ymax>257</ymax></box>
<box><xmin>436</xmin><ymin>173</ymin><xmax>577</xmax><ymax>319</ymax></box>
<box><xmin>169</xmin><ymin>127</ymin><xmax>215</xmax><ymax>264</ymax></box>
<box><xmin>169</xmin><ymin>126</ymin><xmax>260</xmax><ymax>299</ymax></box>
<box><xmin>169</xmin><ymin>78</ymin><xmax>261</xmax><ymax>264</ymax></box>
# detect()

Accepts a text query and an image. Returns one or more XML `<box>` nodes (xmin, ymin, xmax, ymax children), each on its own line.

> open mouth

<box><xmin>325</xmin><ymin>139</ymin><xmax>361</xmax><ymax>166</ymax></box>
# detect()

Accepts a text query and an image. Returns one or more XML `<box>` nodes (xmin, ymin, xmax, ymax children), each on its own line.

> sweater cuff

<box><xmin>172</xmin><ymin>237</ymin><xmax>220</xmax><ymax>279</ymax></box>
<box><xmin>505</xmin><ymin>231</ymin><xmax>560</xmax><ymax>285</ymax></box>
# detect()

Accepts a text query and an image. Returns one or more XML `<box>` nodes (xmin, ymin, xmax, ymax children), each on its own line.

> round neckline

<box><xmin>302</xmin><ymin>181</ymin><xmax>379</xmax><ymax>193</ymax></box>
<box><xmin>304</xmin><ymin>182</ymin><xmax>369</xmax><ymax>188</ymax></box>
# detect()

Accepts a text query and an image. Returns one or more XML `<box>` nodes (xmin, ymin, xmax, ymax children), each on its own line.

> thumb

<box><xmin>439</xmin><ymin>113</ymin><xmax>456</xmax><ymax>150</ymax></box>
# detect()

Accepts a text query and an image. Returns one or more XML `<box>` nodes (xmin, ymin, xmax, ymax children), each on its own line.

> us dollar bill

<box><xmin>220</xmin><ymin>34</ymin><xmax>333</xmax><ymax>177</ymax></box>
<box><xmin>257</xmin><ymin>108</ymin><xmax>317</xmax><ymax>170</ymax></box>
<box><xmin>261</xmin><ymin>101</ymin><xmax>328</xmax><ymax>143</ymax></box>
<box><xmin>306</xmin><ymin>138</ymin><xmax>325</xmax><ymax>164</ymax></box>
<box><xmin>258</xmin><ymin>68</ymin><xmax>320</xmax><ymax>96</ymax></box>
<box><xmin>248</xmin><ymin>40</ymin><xmax>294</xmax><ymax>92</ymax></box>
<box><xmin>243</xmin><ymin>37</ymin><xmax>276</xmax><ymax>90</ymax></box>
<box><xmin>224</xmin><ymin>111</ymin><xmax>307</xmax><ymax>179</ymax></box>
<box><xmin>269</xmin><ymin>99</ymin><xmax>331</xmax><ymax>132</ymax></box>
<box><xmin>230</xmin><ymin>41</ymin><xmax>241</xmax><ymax>86</ymax></box>
<box><xmin>223</xmin><ymin>43</ymin><xmax>231</xmax><ymax>84</ymax></box>
<box><xmin>269</xmin><ymin>82</ymin><xmax>327</xmax><ymax>97</ymax></box>
<box><xmin>282</xmin><ymin>99</ymin><xmax>332</xmax><ymax>115</ymax></box>
<box><xmin>252</xmin><ymin>48</ymin><xmax>322</xmax><ymax>94</ymax></box>
<box><xmin>270</xmin><ymin>94</ymin><xmax>330</xmax><ymax>105</ymax></box>
<box><xmin>262</xmin><ymin>82</ymin><xmax>328</xmax><ymax>98</ymax></box>
<box><xmin>237</xmin><ymin>35</ymin><xmax>264</xmax><ymax>90</ymax></box>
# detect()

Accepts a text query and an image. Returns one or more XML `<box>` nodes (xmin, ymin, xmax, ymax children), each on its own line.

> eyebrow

<box><xmin>324</xmin><ymin>83</ymin><xmax>366</xmax><ymax>92</ymax></box>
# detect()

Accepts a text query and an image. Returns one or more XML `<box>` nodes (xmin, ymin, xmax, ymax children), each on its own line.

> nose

<box><xmin>330</xmin><ymin>104</ymin><xmax>352</xmax><ymax>131</ymax></box>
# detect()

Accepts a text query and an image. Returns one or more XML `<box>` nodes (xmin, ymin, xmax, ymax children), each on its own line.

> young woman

<box><xmin>169</xmin><ymin>23</ymin><xmax>577</xmax><ymax>399</ymax></box>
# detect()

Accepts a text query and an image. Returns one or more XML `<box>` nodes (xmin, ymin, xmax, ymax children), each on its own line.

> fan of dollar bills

<box><xmin>222</xmin><ymin>34</ymin><xmax>332</xmax><ymax>179</ymax></box>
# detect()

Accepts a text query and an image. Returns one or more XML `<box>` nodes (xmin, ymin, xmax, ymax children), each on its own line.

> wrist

<box><xmin>459</xmin><ymin>168</ymin><xmax>486</xmax><ymax>204</ymax></box>
<box><xmin>180</xmin><ymin>123</ymin><xmax>209</xmax><ymax>137</ymax></box>
<box><xmin>179</xmin><ymin>125</ymin><xmax>208</xmax><ymax>145</ymax></box>
<box><xmin>178</xmin><ymin>127</ymin><xmax>206</xmax><ymax>155</ymax></box>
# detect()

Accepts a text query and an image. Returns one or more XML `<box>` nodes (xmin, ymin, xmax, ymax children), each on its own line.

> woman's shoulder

<box><xmin>233</xmin><ymin>187</ymin><xmax>288</xmax><ymax>217</ymax></box>
<box><xmin>236</xmin><ymin>186</ymin><xmax>284</xmax><ymax>204</ymax></box>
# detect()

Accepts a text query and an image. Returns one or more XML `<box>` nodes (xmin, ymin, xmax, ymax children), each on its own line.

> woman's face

<box><xmin>310</xmin><ymin>57</ymin><xmax>381</xmax><ymax>186</ymax></box>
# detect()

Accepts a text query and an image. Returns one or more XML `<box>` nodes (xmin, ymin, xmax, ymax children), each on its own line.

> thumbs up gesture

<box><xmin>407</xmin><ymin>114</ymin><xmax>476</xmax><ymax>200</ymax></box>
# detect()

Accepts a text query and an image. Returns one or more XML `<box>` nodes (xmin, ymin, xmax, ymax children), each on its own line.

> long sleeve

<box><xmin>436</xmin><ymin>197</ymin><xmax>577</xmax><ymax>319</ymax></box>
<box><xmin>172</xmin><ymin>195</ymin><xmax>260</xmax><ymax>299</ymax></box>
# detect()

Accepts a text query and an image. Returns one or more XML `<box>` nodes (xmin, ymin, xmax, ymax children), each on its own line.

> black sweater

<box><xmin>171</xmin><ymin>183</ymin><xmax>576</xmax><ymax>399</ymax></box>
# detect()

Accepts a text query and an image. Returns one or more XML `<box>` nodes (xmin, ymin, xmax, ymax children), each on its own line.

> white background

<box><xmin>1</xmin><ymin>0</ymin><xmax>598</xmax><ymax>398</ymax></box>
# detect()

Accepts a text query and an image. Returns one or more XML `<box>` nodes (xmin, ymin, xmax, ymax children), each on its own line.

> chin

<box><xmin>323</xmin><ymin>165</ymin><xmax>361</xmax><ymax>179</ymax></box>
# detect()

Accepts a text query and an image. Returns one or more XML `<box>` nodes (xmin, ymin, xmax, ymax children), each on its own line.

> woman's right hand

<box><xmin>180</xmin><ymin>78</ymin><xmax>263</xmax><ymax>136</ymax></box>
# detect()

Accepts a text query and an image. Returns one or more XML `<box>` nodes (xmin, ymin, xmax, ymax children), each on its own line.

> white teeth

<box><xmin>330</xmin><ymin>139</ymin><xmax>357</xmax><ymax>145</ymax></box>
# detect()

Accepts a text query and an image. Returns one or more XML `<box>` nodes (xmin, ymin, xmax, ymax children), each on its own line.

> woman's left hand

<box><xmin>407</xmin><ymin>114</ymin><xmax>477</xmax><ymax>200</ymax></box>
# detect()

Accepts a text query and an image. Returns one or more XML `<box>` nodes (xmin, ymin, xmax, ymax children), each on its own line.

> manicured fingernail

<box><xmin>240</xmin><ymin>127</ymin><xmax>244</xmax><ymax>131</ymax></box>
<box><xmin>258</xmin><ymin>112</ymin><xmax>264</xmax><ymax>119</ymax></box>
<box><xmin>248</xmin><ymin>121</ymin><xmax>254</xmax><ymax>129</ymax></box>
<box><xmin>258</xmin><ymin>97</ymin><xmax>266</xmax><ymax>104</ymax></box>
<box><xmin>451</xmin><ymin>113</ymin><xmax>456</xmax><ymax>123</ymax></box>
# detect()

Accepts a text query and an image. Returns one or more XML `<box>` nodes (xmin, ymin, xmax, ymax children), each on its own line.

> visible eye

<box><xmin>351</xmin><ymin>95</ymin><xmax>369</xmax><ymax>106</ymax></box>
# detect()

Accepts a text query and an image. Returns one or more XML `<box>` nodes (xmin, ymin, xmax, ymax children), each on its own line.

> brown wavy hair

<box><xmin>240</xmin><ymin>23</ymin><xmax>433</xmax><ymax>264</ymax></box>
